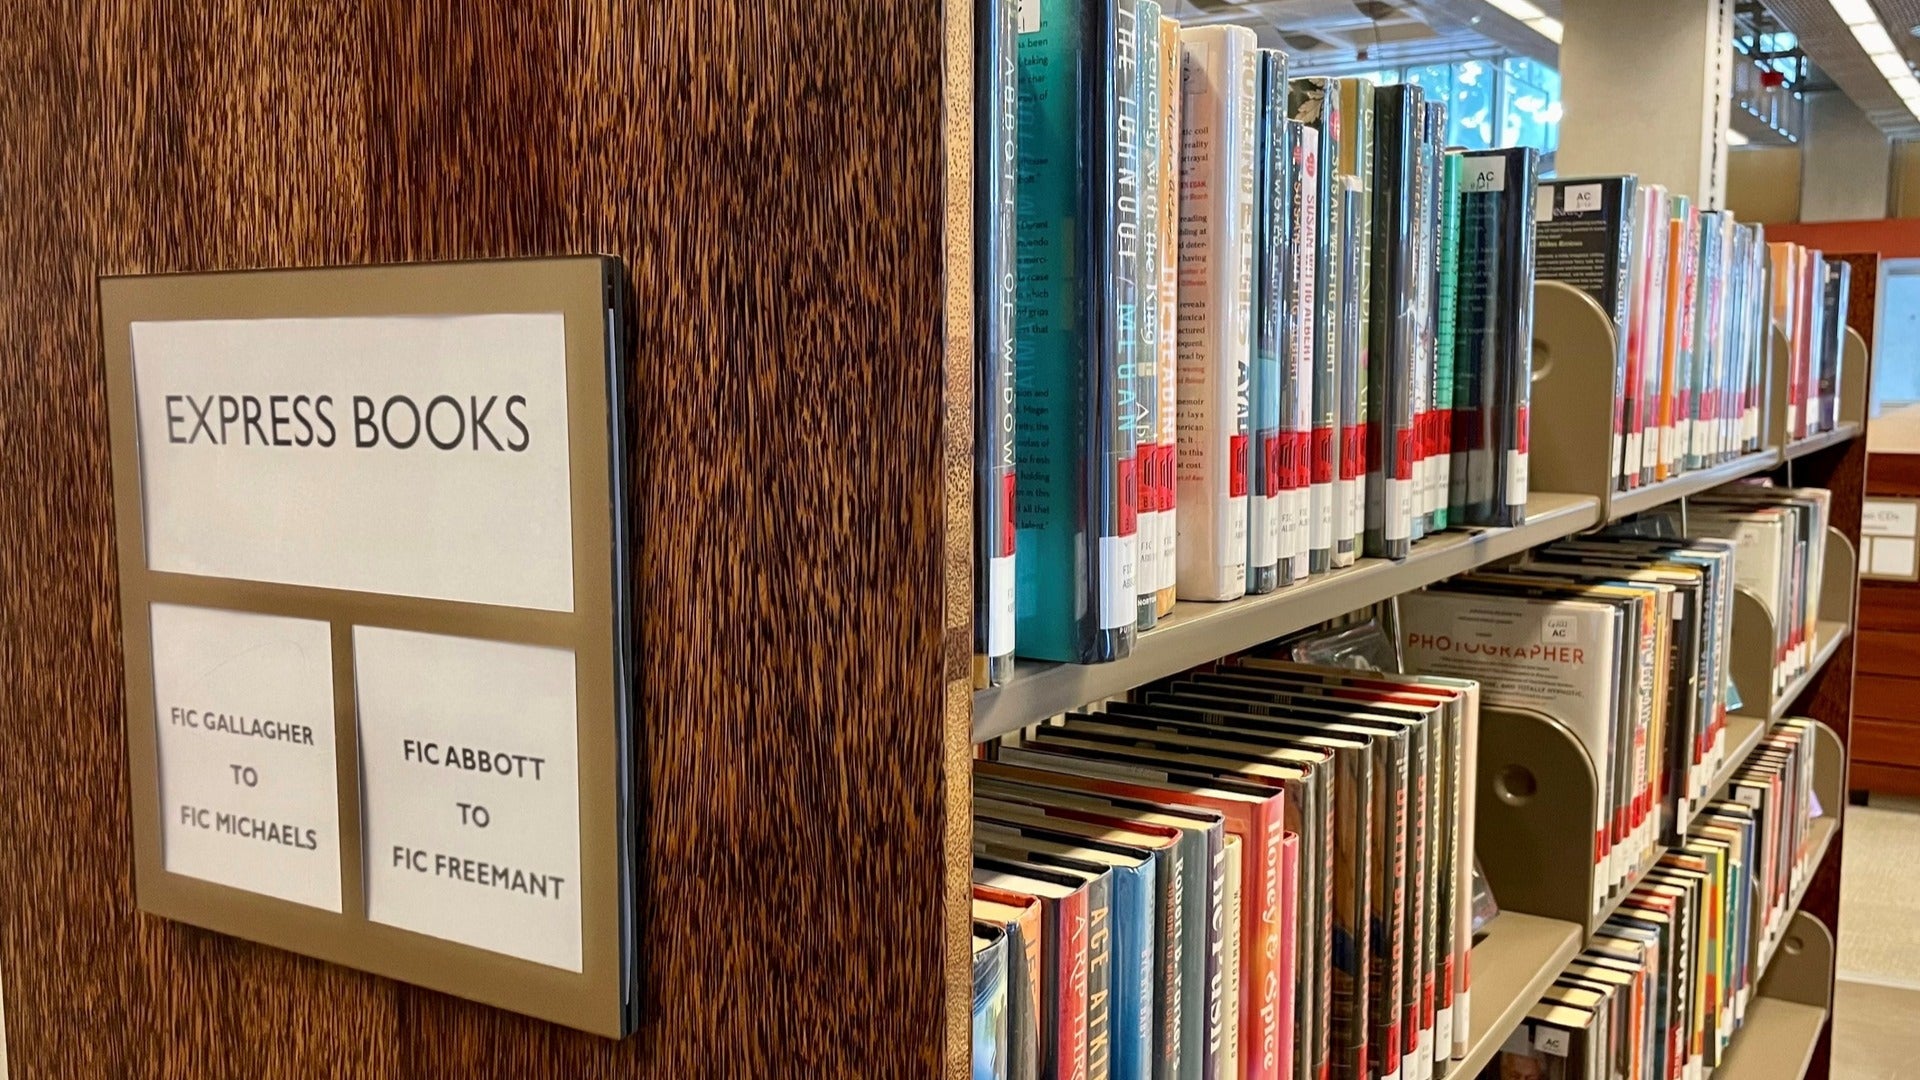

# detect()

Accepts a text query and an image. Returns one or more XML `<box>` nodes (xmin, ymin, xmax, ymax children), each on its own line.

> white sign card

<box><xmin>150</xmin><ymin>603</ymin><xmax>342</xmax><ymax>911</ymax></box>
<box><xmin>355</xmin><ymin>626</ymin><xmax>584</xmax><ymax>971</ymax></box>
<box><xmin>130</xmin><ymin>315</ymin><xmax>575</xmax><ymax>612</ymax></box>
<box><xmin>1867</xmin><ymin>536</ymin><xmax>1919</xmax><ymax>581</ymax></box>
<box><xmin>1862</xmin><ymin>498</ymin><xmax>1919</xmax><ymax>538</ymax></box>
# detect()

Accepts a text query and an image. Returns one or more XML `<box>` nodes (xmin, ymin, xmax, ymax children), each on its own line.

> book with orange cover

<box><xmin>976</xmin><ymin>888</ymin><xmax>1047</xmax><ymax>1080</ymax></box>
<box><xmin>980</xmin><ymin>747</ymin><xmax>1296</xmax><ymax>1080</ymax></box>
<box><xmin>974</xmin><ymin>875</ymin><xmax>1087</xmax><ymax>1080</ymax></box>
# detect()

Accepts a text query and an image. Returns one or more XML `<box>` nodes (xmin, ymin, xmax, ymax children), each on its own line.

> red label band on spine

<box><xmin>1229</xmin><ymin>434</ymin><xmax>1250</xmax><ymax>498</ymax></box>
<box><xmin>1136</xmin><ymin>442</ymin><xmax>1159</xmax><ymax>514</ymax></box>
<box><xmin>1423</xmin><ymin>979</ymin><xmax>1435</xmax><ymax>1026</ymax></box>
<box><xmin>1264</xmin><ymin>433</ymin><xmax>1283</xmax><ymax>497</ymax></box>
<box><xmin>1116</xmin><ymin>456</ymin><xmax>1138</xmax><ymax>536</ymax></box>
<box><xmin>999</xmin><ymin>472</ymin><xmax>1017</xmax><ymax>557</ymax></box>
<box><xmin>1403</xmin><ymin>1006</ymin><xmax>1418</xmax><ymax>1053</ymax></box>
<box><xmin>1160</xmin><ymin>444</ymin><xmax>1178</xmax><ymax>512</ymax></box>
<box><xmin>1437</xmin><ymin>408</ymin><xmax>1454</xmax><ymax>454</ymax></box>
<box><xmin>1312</xmin><ymin>427</ymin><xmax>1335</xmax><ymax>484</ymax></box>
<box><xmin>1394</xmin><ymin>427</ymin><xmax>1416</xmax><ymax>481</ymax></box>
<box><xmin>1514</xmin><ymin>403</ymin><xmax>1530</xmax><ymax>453</ymax></box>
<box><xmin>1384</xmin><ymin>1023</ymin><xmax>1401</xmax><ymax>1072</ymax></box>
<box><xmin>1342</xmin><ymin>424</ymin><xmax>1365</xmax><ymax>480</ymax></box>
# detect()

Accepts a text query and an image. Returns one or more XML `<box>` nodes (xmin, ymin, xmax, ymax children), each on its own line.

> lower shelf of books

<box><xmin>1710</xmin><ymin>998</ymin><xmax>1829</xmax><ymax>1080</ymax></box>
<box><xmin>1458</xmin><ymin>912</ymin><xmax>1585</xmax><ymax>1077</ymax></box>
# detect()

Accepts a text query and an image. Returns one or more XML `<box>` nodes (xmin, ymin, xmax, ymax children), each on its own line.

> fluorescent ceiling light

<box><xmin>1875</xmin><ymin>51</ymin><xmax>1912</xmax><ymax>79</ymax></box>
<box><xmin>1727</xmin><ymin>129</ymin><xmax>1751</xmax><ymax>145</ymax></box>
<box><xmin>1529</xmin><ymin>16</ymin><xmax>1564</xmax><ymax>44</ymax></box>
<box><xmin>1853</xmin><ymin>20</ymin><xmax>1900</xmax><ymax>57</ymax></box>
<box><xmin>1828</xmin><ymin>0</ymin><xmax>1881</xmax><ymax>26</ymax></box>
<box><xmin>1485</xmin><ymin>0</ymin><xmax>1548</xmax><ymax>20</ymax></box>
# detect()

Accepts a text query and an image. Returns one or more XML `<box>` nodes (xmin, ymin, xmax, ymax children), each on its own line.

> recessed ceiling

<box><xmin>1159</xmin><ymin>0</ymin><xmax>1557</xmax><ymax>73</ymax></box>
<box><xmin>1763</xmin><ymin>0</ymin><xmax>1920</xmax><ymax>137</ymax></box>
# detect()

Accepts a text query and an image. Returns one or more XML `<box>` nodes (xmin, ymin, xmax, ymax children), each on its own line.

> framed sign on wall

<box><xmin>100</xmin><ymin>257</ymin><xmax>637</xmax><ymax>1037</ymax></box>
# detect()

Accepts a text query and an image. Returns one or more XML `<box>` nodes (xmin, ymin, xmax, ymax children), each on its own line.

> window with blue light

<box><xmin>1358</xmin><ymin>57</ymin><xmax>1562</xmax><ymax>158</ymax></box>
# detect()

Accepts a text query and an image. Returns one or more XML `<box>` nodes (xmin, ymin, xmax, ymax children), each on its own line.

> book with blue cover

<box><xmin>1249</xmin><ymin>49</ymin><xmax>1291</xmax><ymax>595</ymax></box>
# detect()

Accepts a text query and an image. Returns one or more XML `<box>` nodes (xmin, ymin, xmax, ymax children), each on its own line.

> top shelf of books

<box><xmin>972</xmin><ymin>490</ymin><xmax>1600</xmax><ymax>741</ymax></box>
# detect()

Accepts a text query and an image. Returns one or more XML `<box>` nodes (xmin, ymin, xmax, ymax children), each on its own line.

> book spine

<box><xmin>1336</xmin><ymin>176</ymin><xmax>1365</xmax><ymax>569</ymax></box>
<box><xmin>1115</xmin><ymin>864</ymin><xmax>1157</xmax><ymax>1080</ymax></box>
<box><xmin>1251</xmin><ymin>806</ymin><xmax>1289</xmax><ymax>1080</ymax></box>
<box><xmin>1155</xmin><ymin>15</ymin><xmax>1182</xmax><ymax>617</ymax></box>
<box><xmin>1622</xmin><ymin>182</ymin><xmax>1649</xmax><ymax>491</ymax></box>
<box><xmin>1012</xmin><ymin>0</ymin><xmax>1137</xmax><ymax>663</ymax></box>
<box><xmin>1066</xmin><ymin>891</ymin><xmax>1093</xmax><ymax>1080</ymax></box>
<box><xmin>1222</xmin><ymin>836</ymin><xmax>1244</xmax><ymax>1080</ymax></box>
<box><xmin>1641</xmin><ymin>186</ymin><xmax>1669</xmax><ymax>482</ymax></box>
<box><xmin>1290</xmin><ymin>78</ymin><xmax>1338</xmax><ymax>573</ymax></box>
<box><xmin>1160</xmin><ymin>834</ymin><xmax>1188</xmax><ymax>1078</ymax></box>
<box><xmin>1365</xmin><ymin>84</ymin><xmax>1418</xmax><ymax>560</ymax></box>
<box><xmin>1339</xmin><ymin>79</ymin><xmax>1375</xmax><ymax>563</ymax></box>
<box><xmin>974</xmin><ymin>0</ymin><xmax>1020</xmax><ymax>687</ymax></box>
<box><xmin>1249</xmin><ymin>50</ymin><xmax>1289</xmax><ymax>595</ymax></box>
<box><xmin>1432</xmin><ymin>143</ymin><xmax>1458</xmax><ymax>533</ymax></box>
<box><xmin>1278</xmin><ymin>833</ymin><xmax>1302</xmax><ymax>1080</ymax></box>
<box><xmin>1207</xmin><ymin>826</ymin><xmax>1229</xmax><ymax>1080</ymax></box>
<box><xmin>1174</xmin><ymin>25</ymin><xmax>1257</xmax><ymax>602</ymax></box>
<box><xmin>1419</xmin><ymin>105</ymin><xmax>1444</xmax><ymax>537</ymax></box>
<box><xmin>1135</xmin><ymin>1</ymin><xmax>1164</xmax><ymax>630</ymax></box>
<box><xmin>1287</xmin><ymin>121</ymin><xmax>1317</xmax><ymax>585</ymax></box>
<box><xmin>1407</xmin><ymin>102</ymin><xmax>1431</xmax><ymax>545</ymax></box>
<box><xmin>1089</xmin><ymin>872</ymin><xmax>1115</xmax><ymax>1080</ymax></box>
<box><xmin>1505</xmin><ymin>152</ymin><xmax>1537</xmax><ymax>526</ymax></box>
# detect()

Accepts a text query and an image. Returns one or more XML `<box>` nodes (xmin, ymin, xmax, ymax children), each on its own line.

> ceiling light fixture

<box><xmin>1528</xmin><ymin>16</ymin><xmax>1564</xmax><ymax>44</ymax></box>
<box><xmin>1727</xmin><ymin>129</ymin><xmax>1752</xmax><ymax>145</ymax></box>
<box><xmin>1830</xmin><ymin>0</ymin><xmax>1880</xmax><ymax>25</ymax></box>
<box><xmin>1825</xmin><ymin>0</ymin><xmax>1920</xmax><ymax>121</ymax></box>
<box><xmin>1484</xmin><ymin>0</ymin><xmax>1548</xmax><ymax>20</ymax></box>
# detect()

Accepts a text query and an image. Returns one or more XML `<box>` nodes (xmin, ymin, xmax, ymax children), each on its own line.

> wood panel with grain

<box><xmin>0</xmin><ymin>2</ymin><xmax>964</xmax><ymax>1076</ymax></box>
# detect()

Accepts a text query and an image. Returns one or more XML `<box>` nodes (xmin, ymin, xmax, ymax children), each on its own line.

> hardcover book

<box><xmin>1450</xmin><ymin>147</ymin><xmax>1538</xmax><ymax>527</ymax></box>
<box><xmin>974</xmin><ymin>0</ymin><xmax>1020</xmax><ymax>685</ymax></box>
<box><xmin>1012</xmin><ymin>0</ymin><xmax>1140</xmax><ymax>662</ymax></box>
<box><xmin>1174</xmin><ymin>24</ymin><xmax>1258</xmax><ymax>602</ymax></box>
<box><xmin>1249</xmin><ymin>50</ymin><xmax>1291</xmax><ymax>595</ymax></box>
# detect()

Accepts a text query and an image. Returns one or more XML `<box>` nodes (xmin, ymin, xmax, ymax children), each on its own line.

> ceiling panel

<box><xmin>1764</xmin><ymin>0</ymin><xmax>1920</xmax><ymax>137</ymax></box>
<box><xmin>1159</xmin><ymin>0</ymin><xmax>1556</xmax><ymax>72</ymax></box>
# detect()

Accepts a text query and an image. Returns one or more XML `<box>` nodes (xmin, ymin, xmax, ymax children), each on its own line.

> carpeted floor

<box><xmin>1839</xmin><ymin>798</ymin><xmax>1920</xmax><ymax>991</ymax></box>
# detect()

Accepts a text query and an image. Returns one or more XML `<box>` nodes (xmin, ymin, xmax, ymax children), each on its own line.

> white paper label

<box><xmin>1252</xmin><ymin>495</ymin><xmax>1279</xmax><ymax>566</ymax></box>
<box><xmin>1507</xmin><ymin>449</ymin><xmax>1528</xmax><ymax>509</ymax></box>
<box><xmin>151</xmin><ymin>604</ymin><xmax>342</xmax><ymax>911</ymax></box>
<box><xmin>1225</xmin><ymin>495</ymin><xmax>1250</xmax><ymax>585</ymax></box>
<box><xmin>1138</xmin><ymin>510</ymin><xmax>1159</xmax><ymax>589</ymax></box>
<box><xmin>1864</xmin><ymin>499</ymin><xmax>1920</xmax><ymax>538</ymax></box>
<box><xmin>1389</xmin><ymin>479</ymin><xmax>1413</xmax><ymax>541</ymax></box>
<box><xmin>130</xmin><ymin>315</ymin><xmax>575</xmax><ymax>613</ymax></box>
<box><xmin>1312</xmin><ymin>483</ymin><xmax>1333</xmax><ymax>550</ymax></box>
<box><xmin>1535</xmin><ymin>187</ymin><xmax>1554</xmax><ymax>223</ymax></box>
<box><xmin>1415</xmin><ymin>1030</ymin><xmax>1434</xmax><ymax>1080</ymax></box>
<box><xmin>357</xmin><ymin>627</ymin><xmax>583</xmax><ymax>971</ymax></box>
<box><xmin>1463</xmin><ymin>156</ymin><xmax>1506</xmax><ymax>193</ymax></box>
<box><xmin>1435</xmin><ymin>1006</ymin><xmax>1453</xmax><ymax>1062</ymax></box>
<box><xmin>988</xmin><ymin>555</ymin><xmax>1015</xmax><ymax>655</ymax></box>
<box><xmin>1102</xmin><ymin>534</ymin><xmax>1137</xmax><ymax>629</ymax></box>
<box><xmin>1565</xmin><ymin>183</ymin><xmax>1604</xmax><ymax>213</ymax></box>
<box><xmin>1157</xmin><ymin>508</ymin><xmax>1178</xmax><ymax>591</ymax></box>
<box><xmin>1536</xmin><ymin>1027</ymin><xmax>1570</xmax><ymax>1057</ymax></box>
<box><xmin>1625</xmin><ymin>432</ymin><xmax>1642</xmax><ymax>484</ymax></box>
<box><xmin>1018</xmin><ymin>0</ymin><xmax>1040</xmax><ymax>32</ymax></box>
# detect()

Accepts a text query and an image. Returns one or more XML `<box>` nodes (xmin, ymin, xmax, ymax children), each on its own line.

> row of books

<box><xmin>1487</xmin><ymin>719</ymin><xmax>1822</xmax><ymax>1080</ymax></box>
<box><xmin>1534</xmin><ymin>178</ymin><xmax>1772</xmax><ymax>495</ymax></box>
<box><xmin>1686</xmin><ymin>485</ymin><xmax>1832</xmax><ymax>699</ymax></box>
<box><xmin>972</xmin><ymin>2</ymin><xmax>1538</xmax><ymax>680</ymax></box>
<box><xmin>1399</xmin><ymin>530</ymin><xmax>1753</xmax><ymax>914</ymax></box>
<box><xmin>1769</xmin><ymin>245</ymin><xmax>1850</xmax><ymax>444</ymax></box>
<box><xmin>968</xmin><ymin>658</ymin><xmax>1481</xmax><ymax>1080</ymax></box>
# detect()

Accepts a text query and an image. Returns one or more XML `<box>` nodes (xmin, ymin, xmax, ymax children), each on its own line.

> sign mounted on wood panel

<box><xmin>101</xmin><ymin>257</ymin><xmax>638</xmax><ymax>1038</ymax></box>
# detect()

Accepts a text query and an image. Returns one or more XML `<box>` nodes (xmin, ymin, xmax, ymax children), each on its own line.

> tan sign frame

<box><xmin>100</xmin><ymin>257</ymin><xmax>633</xmax><ymax>1038</ymax></box>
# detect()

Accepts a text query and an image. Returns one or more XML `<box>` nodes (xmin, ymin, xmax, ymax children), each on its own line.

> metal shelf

<box><xmin>1769</xmin><ymin>621</ymin><xmax>1851</xmax><ymax>722</ymax></box>
<box><xmin>1780</xmin><ymin>421</ymin><xmax>1861</xmax><ymax>462</ymax></box>
<box><xmin>1684</xmin><ymin>715</ymin><xmax>1768</xmax><ymax>835</ymax></box>
<box><xmin>971</xmin><ymin>492</ymin><xmax>1602</xmax><ymax>743</ymax></box>
<box><xmin>1453</xmin><ymin>912</ymin><xmax>1584</xmax><ymax>1079</ymax></box>
<box><xmin>1710</xmin><ymin>998</ymin><xmax>1828</xmax><ymax>1080</ymax></box>
<box><xmin>1605</xmin><ymin>449</ymin><xmax>1785</xmax><ymax>523</ymax></box>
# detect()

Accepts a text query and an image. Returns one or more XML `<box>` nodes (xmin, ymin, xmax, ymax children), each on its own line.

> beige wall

<box><xmin>1727</xmin><ymin>146</ymin><xmax>1803</xmax><ymax>224</ymax></box>
<box><xmin>1800</xmin><ymin>91</ymin><xmax>1892</xmax><ymax>223</ymax></box>
<box><xmin>1894</xmin><ymin>142</ymin><xmax>1920</xmax><ymax>218</ymax></box>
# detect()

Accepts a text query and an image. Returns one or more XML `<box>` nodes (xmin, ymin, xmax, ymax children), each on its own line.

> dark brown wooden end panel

<box><xmin>0</xmin><ymin>2</ymin><xmax>967</xmax><ymax>1077</ymax></box>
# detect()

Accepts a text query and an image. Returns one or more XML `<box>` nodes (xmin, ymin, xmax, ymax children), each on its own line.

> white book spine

<box><xmin>1175</xmin><ymin>25</ymin><xmax>1258</xmax><ymax>601</ymax></box>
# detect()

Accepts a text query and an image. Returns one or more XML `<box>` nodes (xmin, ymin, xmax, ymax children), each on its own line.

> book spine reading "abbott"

<box><xmin>1012</xmin><ymin>0</ymin><xmax>1139</xmax><ymax>664</ymax></box>
<box><xmin>974</xmin><ymin>0</ymin><xmax>1019</xmax><ymax>687</ymax></box>
<box><xmin>1175</xmin><ymin>24</ymin><xmax>1257</xmax><ymax>602</ymax></box>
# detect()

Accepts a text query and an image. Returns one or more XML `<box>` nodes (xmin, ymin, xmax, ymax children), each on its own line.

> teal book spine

<box><xmin>1110</xmin><ymin>860</ymin><xmax>1159</xmax><ymax>1080</ymax></box>
<box><xmin>1013</xmin><ymin>0</ymin><xmax>1140</xmax><ymax>663</ymax></box>
<box><xmin>1434</xmin><ymin>151</ymin><xmax>1459</xmax><ymax>530</ymax></box>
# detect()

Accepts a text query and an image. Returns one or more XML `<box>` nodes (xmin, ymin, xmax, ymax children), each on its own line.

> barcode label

<box><xmin>1389</xmin><ymin>479</ymin><xmax>1413</xmax><ymax>541</ymax></box>
<box><xmin>1507</xmin><ymin>449</ymin><xmax>1528</xmax><ymax>509</ymax></box>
